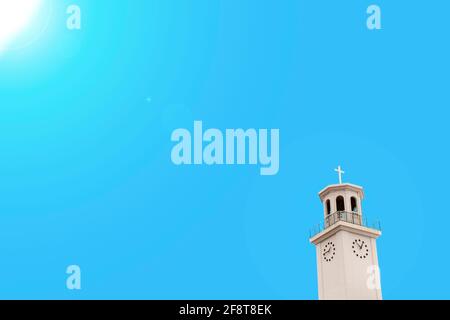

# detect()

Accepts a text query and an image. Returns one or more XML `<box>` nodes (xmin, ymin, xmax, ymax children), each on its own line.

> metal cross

<box><xmin>334</xmin><ymin>165</ymin><xmax>345</xmax><ymax>184</ymax></box>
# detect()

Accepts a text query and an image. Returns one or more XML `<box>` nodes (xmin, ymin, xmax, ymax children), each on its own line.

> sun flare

<box><xmin>0</xmin><ymin>0</ymin><xmax>42</xmax><ymax>50</ymax></box>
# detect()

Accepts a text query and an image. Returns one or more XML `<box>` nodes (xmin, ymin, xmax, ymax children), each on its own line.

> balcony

<box><xmin>309</xmin><ymin>211</ymin><xmax>381</xmax><ymax>238</ymax></box>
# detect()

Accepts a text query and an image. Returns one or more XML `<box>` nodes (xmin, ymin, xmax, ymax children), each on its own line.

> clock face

<box><xmin>352</xmin><ymin>239</ymin><xmax>369</xmax><ymax>259</ymax></box>
<box><xmin>322</xmin><ymin>241</ymin><xmax>336</xmax><ymax>262</ymax></box>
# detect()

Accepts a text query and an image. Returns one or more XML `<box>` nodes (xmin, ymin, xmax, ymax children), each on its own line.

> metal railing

<box><xmin>309</xmin><ymin>211</ymin><xmax>381</xmax><ymax>238</ymax></box>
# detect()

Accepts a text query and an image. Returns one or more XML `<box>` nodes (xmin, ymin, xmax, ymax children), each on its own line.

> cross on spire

<box><xmin>334</xmin><ymin>165</ymin><xmax>345</xmax><ymax>184</ymax></box>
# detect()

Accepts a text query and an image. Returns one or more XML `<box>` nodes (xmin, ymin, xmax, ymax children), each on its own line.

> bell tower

<box><xmin>309</xmin><ymin>166</ymin><xmax>382</xmax><ymax>300</ymax></box>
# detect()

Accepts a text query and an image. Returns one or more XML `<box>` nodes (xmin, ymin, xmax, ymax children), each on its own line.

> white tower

<box><xmin>309</xmin><ymin>167</ymin><xmax>382</xmax><ymax>300</ymax></box>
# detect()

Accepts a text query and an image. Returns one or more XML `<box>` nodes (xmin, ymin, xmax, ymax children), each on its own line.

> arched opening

<box><xmin>336</xmin><ymin>196</ymin><xmax>345</xmax><ymax>212</ymax></box>
<box><xmin>326</xmin><ymin>200</ymin><xmax>331</xmax><ymax>215</ymax></box>
<box><xmin>351</xmin><ymin>197</ymin><xmax>358</xmax><ymax>212</ymax></box>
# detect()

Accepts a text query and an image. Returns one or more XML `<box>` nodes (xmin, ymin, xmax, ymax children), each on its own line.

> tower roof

<box><xmin>318</xmin><ymin>183</ymin><xmax>364</xmax><ymax>201</ymax></box>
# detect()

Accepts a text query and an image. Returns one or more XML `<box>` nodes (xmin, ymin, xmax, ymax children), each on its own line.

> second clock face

<box><xmin>352</xmin><ymin>239</ymin><xmax>369</xmax><ymax>259</ymax></box>
<box><xmin>323</xmin><ymin>241</ymin><xmax>336</xmax><ymax>262</ymax></box>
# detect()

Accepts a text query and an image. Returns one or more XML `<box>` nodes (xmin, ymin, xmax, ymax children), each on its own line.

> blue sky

<box><xmin>0</xmin><ymin>0</ymin><xmax>448</xmax><ymax>299</ymax></box>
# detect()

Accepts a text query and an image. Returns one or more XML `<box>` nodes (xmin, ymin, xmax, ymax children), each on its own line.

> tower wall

<box><xmin>311</xmin><ymin>182</ymin><xmax>382</xmax><ymax>300</ymax></box>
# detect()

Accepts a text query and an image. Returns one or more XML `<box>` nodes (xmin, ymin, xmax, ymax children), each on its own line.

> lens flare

<box><xmin>0</xmin><ymin>0</ymin><xmax>42</xmax><ymax>50</ymax></box>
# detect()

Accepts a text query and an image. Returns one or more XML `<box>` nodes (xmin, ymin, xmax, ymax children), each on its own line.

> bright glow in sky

<box><xmin>0</xmin><ymin>0</ymin><xmax>42</xmax><ymax>50</ymax></box>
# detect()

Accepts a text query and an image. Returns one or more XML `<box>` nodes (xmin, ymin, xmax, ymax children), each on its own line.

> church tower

<box><xmin>309</xmin><ymin>166</ymin><xmax>382</xmax><ymax>300</ymax></box>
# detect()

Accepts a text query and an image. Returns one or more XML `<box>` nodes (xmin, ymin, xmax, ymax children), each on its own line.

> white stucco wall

<box><xmin>315</xmin><ymin>227</ymin><xmax>382</xmax><ymax>300</ymax></box>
